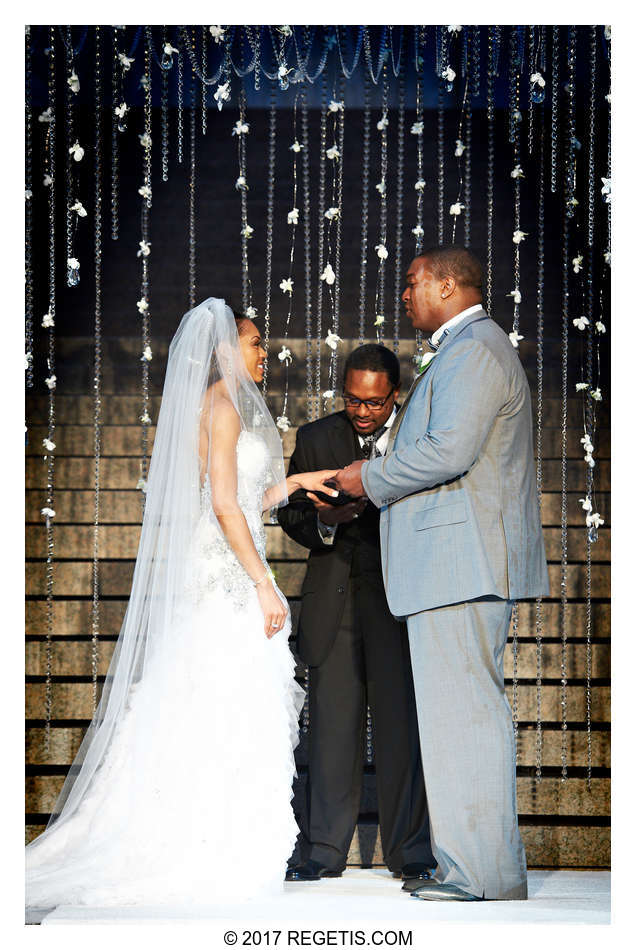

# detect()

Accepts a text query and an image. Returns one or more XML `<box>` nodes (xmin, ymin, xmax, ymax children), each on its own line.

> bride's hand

<box><xmin>256</xmin><ymin>579</ymin><xmax>289</xmax><ymax>639</ymax></box>
<box><xmin>294</xmin><ymin>469</ymin><xmax>340</xmax><ymax>498</ymax></box>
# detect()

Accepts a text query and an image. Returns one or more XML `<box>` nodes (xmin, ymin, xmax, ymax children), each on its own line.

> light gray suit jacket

<box><xmin>361</xmin><ymin>308</ymin><xmax>550</xmax><ymax>618</ymax></box>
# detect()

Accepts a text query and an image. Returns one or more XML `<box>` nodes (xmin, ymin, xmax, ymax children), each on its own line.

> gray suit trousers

<box><xmin>407</xmin><ymin>597</ymin><xmax>527</xmax><ymax>900</ymax></box>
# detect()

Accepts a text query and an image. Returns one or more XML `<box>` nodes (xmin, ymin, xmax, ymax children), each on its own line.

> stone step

<box><xmin>24</xmin><ymin>523</ymin><xmax>611</xmax><ymax>562</ymax></box>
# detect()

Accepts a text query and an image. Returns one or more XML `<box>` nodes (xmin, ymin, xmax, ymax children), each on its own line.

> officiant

<box><xmin>279</xmin><ymin>344</ymin><xmax>434</xmax><ymax>882</ymax></box>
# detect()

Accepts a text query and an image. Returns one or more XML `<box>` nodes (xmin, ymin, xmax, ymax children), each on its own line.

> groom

<box><xmin>335</xmin><ymin>246</ymin><xmax>550</xmax><ymax>901</ymax></box>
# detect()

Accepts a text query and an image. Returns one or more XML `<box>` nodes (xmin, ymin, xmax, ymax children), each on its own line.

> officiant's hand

<box><xmin>333</xmin><ymin>460</ymin><xmax>366</xmax><ymax>498</ymax></box>
<box><xmin>306</xmin><ymin>492</ymin><xmax>367</xmax><ymax>525</ymax></box>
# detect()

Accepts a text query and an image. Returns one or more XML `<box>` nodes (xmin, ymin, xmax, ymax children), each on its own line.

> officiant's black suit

<box><xmin>278</xmin><ymin>410</ymin><xmax>434</xmax><ymax>873</ymax></box>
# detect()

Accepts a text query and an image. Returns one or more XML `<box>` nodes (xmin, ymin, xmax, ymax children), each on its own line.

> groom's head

<box><xmin>403</xmin><ymin>245</ymin><xmax>483</xmax><ymax>334</ymax></box>
<box><xmin>342</xmin><ymin>344</ymin><xmax>401</xmax><ymax>435</ymax></box>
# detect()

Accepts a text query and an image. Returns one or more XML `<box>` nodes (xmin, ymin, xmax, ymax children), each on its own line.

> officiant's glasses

<box><xmin>342</xmin><ymin>390</ymin><xmax>394</xmax><ymax>411</ymax></box>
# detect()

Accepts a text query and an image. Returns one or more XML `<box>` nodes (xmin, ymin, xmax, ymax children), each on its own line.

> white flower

<box><xmin>375</xmin><ymin>179</ymin><xmax>386</xmax><ymax>195</ymax></box>
<box><xmin>139</xmin><ymin>74</ymin><xmax>149</xmax><ymax>91</ymax></box>
<box><xmin>209</xmin><ymin>25</ymin><xmax>226</xmax><ymax>43</ymax></box>
<box><xmin>605</xmin><ymin>92</ymin><xmax>611</xmax><ymax>104</ymax></box>
<box><xmin>322</xmin><ymin>390</ymin><xmax>335</xmax><ymax>399</ymax></box>
<box><xmin>596</xmin><ymin>321</ymin><xmax>606</xmax><ymax>333</ymax></box>
<box><xmin>591</xmin><ymin>388</ymin><xmax>602</xmax><ymax>401</ymax></box>
<box><xmin>450</xmin><ymin>202</ymin><xmax>465</xmax><ymax>216</ymax></box>
<box><xmin>163</xmin><ymin>43</ymin><xmax>179</xmax><ymax>57</ymax></box>
<box><xmin>604</xmin><ymin>26</ymin><xmax>611</xmax><ymax>40</ymax></box>
<box><xmin>326</xmin><ymin>144</ymin><xmax>340</xmax><ymax>161</ymax></box>
<box><xmin>69</xmin><ymin>200</ymin><xmax>87</xmax><ymax>218</ymax></box>
<box><xmin>42</xmin><ymin>438</ymin><xmax>56</xmax><ymax>451</ymax></box>
<box><xmin>276</xmin><ymin>415</ymin><xmax>290</xmax><ymax>432</ymax></box>
<box><xmin>67</xmin><ymin>257</ymin><xmax>80</xmax><ymax>270</ymax></box>
<box><xmin>245</xmin><ymin>305</ymin><xmax>258</xmax><ymax>319</ymax></box>
<box><xmin>241</xmin><ymin>224</ymin><xmax>254</xmax><ymax>238</ymax></box>
<box><xmin>374</xmin><ymin>314</ymin><xmax>385</xmax><ymax>326</ymax></box>
<box><xmin>601</xmin><ymin>177</ymin><xmax>611</xmax><ymax>202</ymax></box>
<box><xmin>43</xmin><ymin>174</ymin><xmax>52</xmax><ymax>187</ymax></box>
<box><xmin>25</xmin><ymin>352</ymin><xmax>32</xmax><ymax>368</ymax></box>
<box><xmin>512</xmin><ymin>230</ymin><xmax>528</xmax><ymax>244</ymax></box>
<box><xmin>584</xmin><ymin>453</ymin><xmax>595</xmax><ymax>467</ymax></box>
<box><xmin>324</xmin><ymin>206</ymin><xmax>340</xmax><ymax>220</ymax></box>
<box><xmin>45</xmin><ymin>375</ymin><xmax>57</xmax><ymax>389</ymax></box>
<box><xmin>410</xmin><ymin>121</ymin><xmax>424</xmax><ymax>135</ymax></box>
<box><xmin>320</xmin><ymin>263</ymin><xmax>336</xmax><ymax>285</ymax></box>
<box><xmin>447</xmin><ymin>25</ymin><xmax>462</xmax><ymax>33</ymax></box>
<box><xmin>377</xmin><ymin>115</ymin><xmax>389</xmax><ymax>131</ymax></box>
<box><xmin>375</xmin><ymin>244</ymin><xmax>388</xmax><ymax>261</ymax></box>
<box><xmin>325</xmin><ymin>329</ymin><xmax>341</xmax><ymax>350</ymax></box>
<box><xmin>530</xmin><ymin>71</ymin><xmax>546</xmax><ymax>88</ymax></box>
<box><xmin>41</xmin><ymin>312</ymin><xmax>54</xmax><ymax>328</ymax></box>
<box><xmin>136</xmin><ymin>477</ymin><xmax>148</xmax><ymax>492</ymax></box>
<box><xmin>137</xmin><ymin>298</ymin><xmax>149</xmax><ymax>313</ymax></box>
<box><xmin>414</xmin><ymin>179</ymin><xmax>426</xmax><ymax>192</ymax></box>
<box><xmin>579</xmin><ymin>496</ymin><xmax>593</xmax><ymax>512</ymax></box>
<box><xmin>68</xmin><ymin>70</ymin><xmax>80</xmax><ymax>93</ymax></box>
<box><xmin>41</xmin><ymin>507</ymin><xmax>56</xmax><ymax>518</ymax></box>
<box><xmin>508</xmin><ymin>330</ymin><xmax>524</xmax><ymax>348</ymax></box>
<box><xmin>138</xmin><ymin>184</ymin><xmax>151</xmax><ymax>199</ymax></box>
<box><xmin>575</xmin><ymin>382</ymin><xmax>589</xmax><ymax>391</ymax></box>
<box><xmin>507</xmin><ymin>289</ymin><xmax>522</xmax><ymax>304</ymax></box>
<box><xmin>278</xmin><ymin>346</ymin><xmax>292</xmax><ymax>364</ymax></box>
<box><xmin>573</xmin><ymin>315</ymin><xmax>590</xmax><ymax>331</ymax></box>
<box><xmin>604</xmin><ymin>249</ymin><xmax>611</xmax><ymax>265</ymax></box>
<box><xmin>511</xmin><ymin>165</ymin><xmax>524</xmax><ymax>179</ymax></box>
<box><xmin>581</xmin><ymin>433</ymin><xmax>593</xmax><ymax>451</ymax></box>
<box><xmin>455</xmin><ymin>139</ymin><xmax>465</xmax><ymax>157</ymax></box>
<box><xmin>442</xmin><ymin>65</ymin><xmax>456</xmax><ymax>83</ymax></box>
<box><xmin>139</xmin><ymin>132</ymin><xmax>152</xmax><ymax>148</ymax></box>
<box><xmin>412</xmin><ymin>225</ymin><xmax>425</xmax><ymax>238</ymax></box>
<box><xmin>235</xmin><ymin>175</ymin><xmax>248</xmax><ymax>191</ymax></box>
<box><xmin>416</xmin><ymin>351</ymin><xmax>436</xmax><ymax>373</ymax></box>
<box><xmin>69</xmin><ymin>141</ymin><xmax>84</xmax><ymax>162</ymax></box>
<box><xmin>140</xmin><ymin>410</ymin><xmax>152</xmax><ymax>425</ymax></box>
<box><xmin>280</xmin><ymin>278</ymin><xmax>294</xmax><ymax>294</ymax></box>
<box><xmin>287</xmin><ymin>208</ymin><xmax>299</xmax><ymax>225</ymax></box>
<box><xmin>137</xmin><ymin>240</ymin><xmax>151</xmax><ymax>258</ymax></box>
<box><xmin>118</xmin><ymin>53</ymin><xmax>134</xmax><ymax>71</ymax></box>
<box><xmin>214</xmin><ymin>82</ymin><xmax>230</xmax><ymax>110</ymax></box>
<box><xmin>278</xmin><ymin>25</ymin><xmax>292</xmax><ymax>37</ymax></box>
<box><xmin>232</xmin><ymin>120</ymin><xmax>249</xmax><ymax>136</ymax></box>
<box><xmin>25</xmin><ymin>189</ymin><xmax>32</xmax><ymax>200</ymax></box>
<box><xmin>290</xmin><ymin>140</ymin><xmax>303</xmax><ymax>153</ymax></box>
<box><xmin>572</xmin><ymin>254</ymin><xmax>584</xmax><ymax>273</ymax></box>
<box><xmin>586</xmin><ymin>511</ymin><xmax>604</xmax><ymax>529</ymax></box>
<box><xmin>278</xmin><ymin>64</ymin><xmax>290</xmax><ymax>80</ymax></box>
<box><xmin>328</xmin><ymin>99</ymin><xmax>344</xmax><ymax>113</ymax></box>
<box><xmin>38</xmin><ymin>107</ymin><xmax>53</xmax><ymax>124</ymax></box>
<box><xmin>567</xmin><ymin>196</ymin><xmax>579</xmax><ymax>209</ymax></box>
<box><xmin>512</xmin><ymin>109</ymin><xmax>522</xmax><ymax>123</ymax></box>
<box><xmin>141</xmin><ymin>345</ymin><xmax>152</xmax><ymax>362</ymax></box>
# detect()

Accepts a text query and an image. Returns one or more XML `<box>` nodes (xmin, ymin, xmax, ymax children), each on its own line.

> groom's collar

<box><xmin>434</xmin><ymin>306</ymin><xmax>490</xmax><ymax>351</ymax></box>
<box><xmin>430</xmin><ymin>303</ymin><xmax>484</xmax><ymax>345</ymax></box>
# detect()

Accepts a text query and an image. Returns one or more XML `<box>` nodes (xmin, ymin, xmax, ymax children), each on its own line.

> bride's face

<box><xmin>238</xmin><ymin>319</ymin><xmax>267</xmax><ymax>384</ymax></box>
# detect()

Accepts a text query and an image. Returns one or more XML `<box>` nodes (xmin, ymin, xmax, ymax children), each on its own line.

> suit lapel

<box><xmin>327</xmin><ymin>412</ymin><xmax>362</xmax><ymax>467</ymax></box>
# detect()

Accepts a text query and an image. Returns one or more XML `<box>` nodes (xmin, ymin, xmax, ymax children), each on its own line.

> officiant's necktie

<box><xmin>361</xmin><ymin>425</ymin><xmax>388</xmax><ymax>459</ymax></box>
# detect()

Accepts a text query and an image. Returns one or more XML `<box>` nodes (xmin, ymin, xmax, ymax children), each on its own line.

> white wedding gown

<box><xmin>26</xmin><ymin>431</ymin><xmax>304</xmax><ymax>912</ymax></box>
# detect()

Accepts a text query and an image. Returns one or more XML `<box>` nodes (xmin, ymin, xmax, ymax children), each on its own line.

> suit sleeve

<box><xmin>277</xmin><ymin>428</ymin><xmax>328</xmax><ymax>550</ymax></box>
<box><xmin>362</xmin><ymin>341</ymin><xmax>509</xmax><ymax>506</ymax></box>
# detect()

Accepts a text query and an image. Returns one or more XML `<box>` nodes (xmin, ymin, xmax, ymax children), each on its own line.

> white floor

<box><xmin>36</xmin><ymin>869</ymin><xmax>610</xmax><ymax>925</ymax></box>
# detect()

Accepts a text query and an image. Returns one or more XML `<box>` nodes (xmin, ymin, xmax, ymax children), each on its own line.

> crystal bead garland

<box><xmin>321</xmin><ymin>75</ymin><xmax>345</xmax><ymax>403</ymax></box>
<box><xmin>177</xmin><ymin>40</ymin><xmax>184</xmax><ymax>164</ymax></box>
<box><xmin>331</xmin><ymin>76</ymin><xmax>345</xmax><ymax>392</ymax></box>
<box><xmin>463</xmin><ymin>34</ymin><xmax>473</xmax><ymax>247</ymax></box>
<box><xmin>313</xmin><ymin>73</ymin><xmax>328</xmax><ymax>416</ymax></box>
<box><xmin>535</xmin><ymin>121</ymin><xmax>546</xmax><ymax>782</ymax></box>
<box><xmin>300</xmin><ymin>91</ymin><xmax>314</xmax><ymax>416</ymax></box>
<box><xmin>357</xmin><ymin>72</ymin><xmax>371</xmax><ymax>344</ymax></box>
<box><xmin>412</xmin><ymin>68</ymin><xmax>425</xmax><ymax>358</ymax></box>
<box><xmin>25</xmin><ymin>26</ymin><xmax>34</xmax><ymax>389</ymax></box>
<box><xmin>527</xmin><ymin>26</ymin><xmax>535</xmax><ymax>155</ymax></box>
<box><xmin>138</xmin><ymin>32</ymin><xmax>153</xmax><ymax>496</ymax></box>
<box><xmin>449</xmin><ymin>75</ymin><xmax>469</xmax><ymax>245</ymax></box>
<box><xmin>111</xmin><ymin>28</ymin><xmax>122</xmax><ymax>240</ymax></box>
<box><xmin>160</xmin><ymin>26</ymin><xmax>170</xmax><ymax>182</ymax></box>
<box><xmin>392</xmin><ymin>69</ymin><xmax>405</xmax><ymax>354</ymax></box>
<box><xmin>559</xmin><ymin>26</ymin><xmax>577</xmax><ymax>782</ymax></box>
<box><xmin>485</xmin><ymin>27</ymin><xmax>496</xmax><ymax>316</ymax></box>
<box><xmin>200</xmin><ymin>25</ymin><xmax>208</xmax><ymax>135</ymax></box>
<box><xmin>64</xmin><ymin>26</ymin><xmax>80</xmax><ymax>287</ymax></box>
<box><xmin>188</xmin><ymin>64</ymin><xmax>197</xmax><ymax>309</ymax></box>
<box><xmin>91</xmin><ymin>26</ymin><xmax>103</xmax><ymax>710</ymax></box>
<box><xmin>373</xmin><ymin>67</ymin><xmax>389</xmax><ymax>342</ymax></box>
<box><xmin>43</xmin><ymin>25</ymin><xmax>58</xmax><ymax>751</ymax></box>
<box><xmin>236</xmin><ymin>87</ymin><xmax>250</xmax><ymax>314</ymax></box>
<box><xmin>437</xmin><ymin>75</ymin><xmax>445</xmax><ymax>244</ymax></box>
<box><xmin>551</xmin><ymin>27</ymin><xmax>560</xmax><ymax>194</ymax></box>
<box><xmin>366</xmin><ymin>704</ymin><xmax>374</xmax><ymax>766</ymax></box>
<box><xmin>262</xmin><ymin>82</ymin><xmax>276</xmax><ymax>398</ymax></box>
<box><xmin>277</xmin><ymin>93</ymin><xmax>300</xmax><ymax>434</ymax></box>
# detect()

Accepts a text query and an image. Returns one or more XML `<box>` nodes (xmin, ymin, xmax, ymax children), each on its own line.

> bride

<box><xmin>26</xmin><ymin>298</ymin><xmax>340</xmax><ymax>914</ymax></box>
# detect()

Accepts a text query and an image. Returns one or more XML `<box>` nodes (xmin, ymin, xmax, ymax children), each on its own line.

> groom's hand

<box><xmin>306</xmin><ymin>492</ymin><xmax>367</xmax><ymax>526</ymax></box>
<box><xmin>334</xmin><ymin>461</ymin><xmax>366</xmax><ymax>498</ymax></box>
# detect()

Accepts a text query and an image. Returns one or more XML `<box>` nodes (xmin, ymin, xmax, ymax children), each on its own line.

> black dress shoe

<box><xmin>410</xmin><ymin>881</ymin><xmax>482</xmax><ymax>902</ymax></box>
<box><xmin>401</xmin><ymin>863</ymin><xmax>436</xmax><ymax>881</ymax></box>
<box><xmin>285</xmin><ymin>859</ymin><xmax>345</xmax><ymax>882</ymax></box>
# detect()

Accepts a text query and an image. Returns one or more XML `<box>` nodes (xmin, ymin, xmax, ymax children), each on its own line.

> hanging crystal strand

<box><xmin>160</xmin><ymin>26</ymin><xmax>170</xmax><ymax>182</ymax></box>
<box><xmin>236</xmin><ymin>87</ymin><xmax>250</xmax><ymax>313</ymax></box>
<box><xmin>300</xmin><ymin>91</ymin><xmax>313</xmax><ymax>416</ymax></box>
<box><xmin>177</xmin><ymin>42</ymin><xmax>184</xmax><ymax>164</ymax></box>
<box><xmin>64</xmin><ymin>25</ymin><xmax>82</xmax><ymax>287</ymax></box>
<box><xmin>43</xmin><ymin>26</ymin><xmax>58</xmax><ymax>753</ymax></box>
<box><xmin>559</xmin><ymin>26</ymin><xmax>577</xmax><ymax>782</ymax></box>
<box><xmin>277</xmin><ymin>94</ymin><xmax>301</xmax><ymax>434</ymax></box>
<box><xmin>471</xmin><ymin>25</ymin><xmax>480</xmax><ymax>100</ymax></box>
<box><xmin>366</xmin><ymin>704</ymin><xmax>374</xmax><ymax>766</ymax></box>
<box><xmin>138</xmin><ymin>31</ymin><xmax>153</xmax><ymax>496</ymax></box>
<box><xmin>262</xmin><ymin>82</ymin><xmax>276</xmax><ymax>397</ymax></box>
<box><xmin>314</xmin><ymin>73</ymin><xmax>328</xmax><ymax>417</ymax></box>
<box><xmin>188</xmin><ymin>65</ymin><xmax>197</xmax><ymax>309</ymax></box>
<box><xmin>412</xmin><ymin>72</ymin><xmax>425</xmax><ymax>358</ymax></box>
<box><xmin>374</xmin><ymin>66</ymin><xmax>389</xmax><ymax>341</ymax></box>
<box><xmin>330</xmin><ymin>76</ymin><xmax>346</xmax><ymax>395</ymax></box>
<box><xmin>450</xmin><ymin>75</ymin><xmax>469</xmax><ymax>245</ymax></box>
<box><xmin>535</xmin><ymin>120</ymin><xmax>546</xmax><ymax>782</ymax></box>
<box><xmin>486</xmin><ymin>28</ymin><xmax>496</xmax><ymax>315</ymax></box>
<box><xmin>527</xmin><ymin>26</ymin><xmax>535</xmax><ymax>155</ymax></box>
<box><xmin>358</xmin><ymin>72</ymin><xmax>371</xmax><ymax>344</ymax></box>
<box><xmin>393</xmin><ymin>70</ymin><xmax>405</xmax><ymax>354</ymax></box>
<box><xmin>463</xmin><ymin>33</ymin><xmax>473</xmax><ymax>247</ymax></box>
<box><xmin>200</xmin><ymin>25</ymin><xmax>208</xmax><ymax>135</ymax></box>
<box><xmin>91</xmin><ymin>27</ymin><xmax>103</xmax><ymax>710</ymax></box>
<box><xmin>551</xmin><ymin>27</ymin><xmax>560</xmax><ymax>194</ymax></box>
<box><xmin>111</xmin><ymin>28</ymin><xmax>121</xmax><ymax>240</ymax></box>
<box><xmin>437</xmin><ymin>75</ymin><xmax>445</xmax><ymax>243</ymax></box>
<box><xmin>25</xmin><ymin>26</ymin><xmax>34</xmax><ymax>389</ymax></box>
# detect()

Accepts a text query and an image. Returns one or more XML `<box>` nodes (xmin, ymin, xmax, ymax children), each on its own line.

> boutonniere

<box><xmin>414</xmin><ymin>351</ymin><xmax>437</xmax><ymax>376</ymax></box>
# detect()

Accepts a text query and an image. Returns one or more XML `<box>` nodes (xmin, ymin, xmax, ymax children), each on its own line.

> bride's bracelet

<box><xmin>254</xmin><ymin>570</ymin><xmax>272</xmax><ymax>587</ymax></box>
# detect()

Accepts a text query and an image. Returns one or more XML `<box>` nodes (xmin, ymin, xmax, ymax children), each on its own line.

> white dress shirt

<box><xmin>430</xmin><ymin>303</ymin><xmax>483</xmax><ymax>347</ymax></box>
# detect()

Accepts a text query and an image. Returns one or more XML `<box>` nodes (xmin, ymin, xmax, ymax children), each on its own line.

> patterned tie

<box><xmin>427</xmin><ymin>327</ymin><xmax>450</xmax><ymax>351</ymax></box>
<box><xmin>361</xmin><ymin>425</ymin><xmax>388</xmax><ymax>459</ymax></box>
